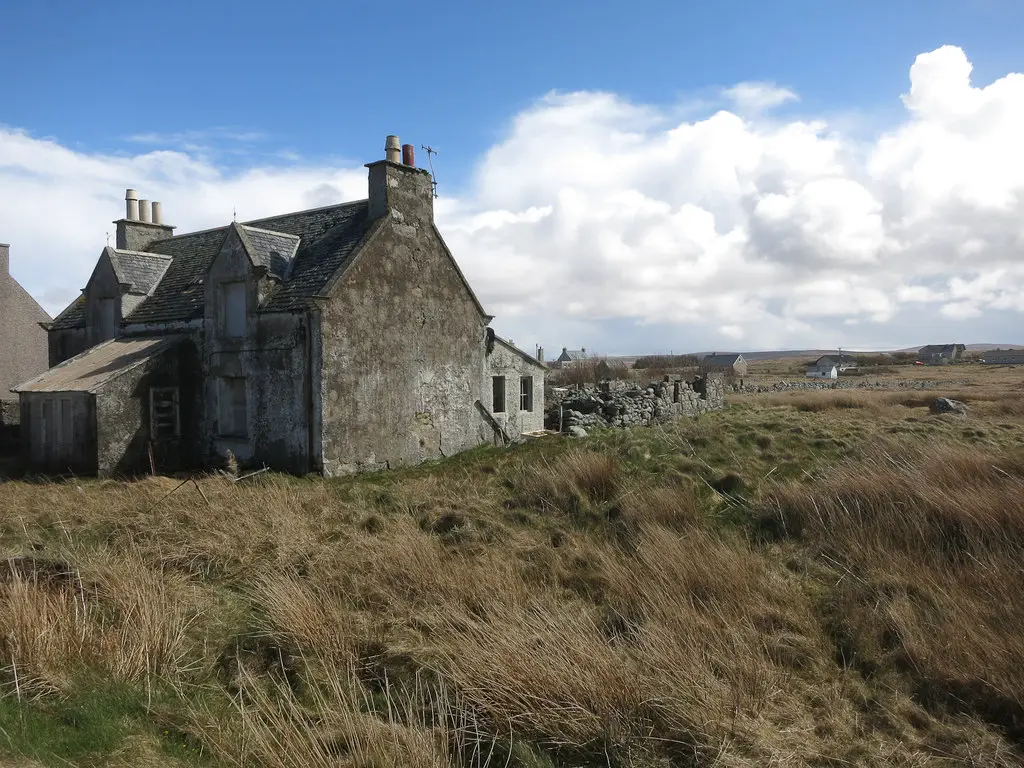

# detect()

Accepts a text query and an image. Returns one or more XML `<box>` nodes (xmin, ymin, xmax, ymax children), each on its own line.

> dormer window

<box><xmin>220</xmin><ymin>281</ymin><xmax>246</xmax><ymax>338</ymax></box>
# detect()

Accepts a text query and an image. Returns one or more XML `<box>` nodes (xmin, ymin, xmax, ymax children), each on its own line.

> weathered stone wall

<box><xmin>483</xmin><ymin>340</ymin><xmax>545</xmax><ymax>438</ymax></box>
<box><xmin>49</xmin><ymin>327</ymin><xmax>90</xmax><ymax>367</ymax></box>
<box><xmin>203</xmin><ymin>227</ymin><xmax>313</xmax><ymax>473</ymax></box>
<box><xmin>734</xmin><ymin>378</ymin><xmax>963</xmax><ymax>393</ymax></box>
<box><xmin>319</xmin><ymin>163</ymin><xmax>489</xmax><ymax>476</ymax></box>
<box><xmin>549</xmin><ymin>374</ymin><xmax>724</xmax><ymax>431</ymax></box>
<box><xmin>94</xmin><ymin>340</ymin><xmax>203</xmax><ymax>476</ymax></box>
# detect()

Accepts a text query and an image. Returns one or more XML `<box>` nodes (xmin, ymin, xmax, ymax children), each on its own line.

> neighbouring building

<box><xmin>552</xmin><ymin>347</ymin><xmax>587</xmax><ymax>369</ymax></box>
<box><xmin>806</xmin><ymin>364</ymin><xmax>838</xmax><ymax>380</ymax></box>
<box><xmin>700</xmin><ymin>352</ymin><xmax>747</xmax><ymax>377</ymax></box>
<box><xmin>982</xmin><ymin>349</ymin><xmax>1024</xmax><ymax>365</ymax></box>
<box><xmin>14</xmin><ymin>136</ymin><xmax>544</xmax><ymax>476</ymax></box>
<box><xmin>918</xmin><ymin>344</ymin><xmax>966</xmax><ymax>364</ymax></box>
<box><xmin>483</xmin><ymin>331</ymin><xmax>547</xmax><ymax>439</ymax></box>
<box><xmin>813</xmin><ymin>354</ymin><xmax>856</xmax><ymax>371</ymax></box>
<box><xmin>0</xmin><ymin>243</ymin><xmax>51</xmax><ymax>432</ymax></box>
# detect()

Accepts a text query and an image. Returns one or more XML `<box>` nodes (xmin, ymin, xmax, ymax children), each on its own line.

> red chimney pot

<box><xmin>402</xmin><ymin>144</ymin><xmax>415</xmax><ymax>167</ymax></box>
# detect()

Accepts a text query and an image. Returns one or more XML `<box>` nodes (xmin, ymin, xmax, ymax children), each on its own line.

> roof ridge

<box><xmin>153</xmin><ymin>199</ymin><xmax>368</xmax><ymax>243</ymax></box>
<box><xmin>239</xmin><ymin>224</ymin><xmax>301</xmax><ymax>239</ymax></box>
<box><xmin>112</xmin><ymin>249</ymin><xmax>173</xmax><ymax>260</ymax></box>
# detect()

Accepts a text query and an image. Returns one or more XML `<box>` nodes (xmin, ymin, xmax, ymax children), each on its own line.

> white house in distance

<box><xmin>806</xmin><ymin>363</ymin><xmax>838</xmax><ymax>380</ymax></box>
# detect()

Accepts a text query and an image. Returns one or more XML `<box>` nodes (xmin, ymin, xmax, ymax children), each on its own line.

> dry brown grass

<box><xmin>2</xmin><ymin>388</ymin><xmax>1024</xmax><ymax>765</ymax></box>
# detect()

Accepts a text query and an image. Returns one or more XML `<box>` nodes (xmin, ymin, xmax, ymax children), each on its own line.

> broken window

<box><xmin>221</xmin><ymin>281</ymin><xmax>247</xmax><ymax>338</ymax></box>
<box><xmin>492</xmin><ymin>376</ymin><xmax>506</xmax><ymax>414</ymax></box>
<box><xmin>520</xmin><ymin>376</ymin><xmax>533</xmax><ymax>412</ymax></box>
<box><xmin>150</xmin><ymin>387</ymin><xmax>180</xmax><ymax>440</ymax></box>
<box><xmin>218</xmin><ymin>377</ymin><xmax>248</xmax><ymax>438</ymax></box>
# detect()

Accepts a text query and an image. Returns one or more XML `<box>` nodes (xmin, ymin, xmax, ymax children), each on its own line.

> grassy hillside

<box><xmin>2</xmin><ymin>369</ymin><xmax>1024</xmax><ymax>766</ymax></box>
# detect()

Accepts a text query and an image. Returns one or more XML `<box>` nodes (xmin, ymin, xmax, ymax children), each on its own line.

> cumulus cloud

<box><xmin>1</xmin><ymin>45</ymin><xmax>1023</xmax><ymax>353</ymax></box>
<box><xmin>724</xmin><ymin>81</ymin><xmax>799</xmax><ymax>112</ymax></box>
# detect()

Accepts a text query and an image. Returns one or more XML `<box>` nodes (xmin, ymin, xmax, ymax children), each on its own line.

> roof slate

<box><xmin>13</xmin><ymin>335</ymin><xmax>181</xmax><ymax>393</ymax></box>
<box><xmin>48</xmin><ymin>294</ymin><xmax>86</xmax><ymax>331</ymax></box>
<box><xmin>238</xmin><ymin>226</ymin><xmax>300</xmax><ymax>280</ymax></box>
<box><xmin>109</xmin><ymin>250</ymin><xmax>172</xmax><ymax>295</ymax></box>
<box><xmin>126</xmin><ymin>200</ymin><xmax>370</xmax><ymax>324</ymax></box>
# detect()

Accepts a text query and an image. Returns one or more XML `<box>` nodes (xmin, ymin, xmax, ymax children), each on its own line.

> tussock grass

<box><xmin>3</xmin><ymin>379</ymin><xmax>1024</xmax><ymax>765</ymax></box>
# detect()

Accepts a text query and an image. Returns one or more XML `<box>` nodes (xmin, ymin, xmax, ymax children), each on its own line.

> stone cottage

<box><xmin>0</xmin><ymin>243</ymin><xmax>51</xmax><ymax>432</ymax></box>
<box><xmin>699</xmin><ymin>353</ymin><xmax>747</xmax><ymax>377</ymax></box>
<box><xmin>15</xmin><ymin>136</ymin><xmax>544</xmax><ymax>476</ymax></box>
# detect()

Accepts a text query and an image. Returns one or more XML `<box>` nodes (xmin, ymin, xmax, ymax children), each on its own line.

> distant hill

<box><xmin>605</xmin><ymin>344</ymin><xmax>1024</xmax><ymax>364</ymax></box>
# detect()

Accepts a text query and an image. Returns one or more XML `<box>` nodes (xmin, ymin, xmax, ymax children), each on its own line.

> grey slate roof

<box><xmin>918</xmin><ymin>344</ymin><xmax>965</xmax><ymax>358</ymax></box>
<box><xmin>48</xmin><ymin>294</ymin><xmax>86</xmax><ymax>331</ymax></box>
<box><xmin>108</xmin><ymin>249</ymin><xmax>172</xmax><ymax>294</ymax></box>
<box><xmin>238</xmin><ymin>225</ymin><xmax>300</xmax><ymax>279</ymax></box>
<box><xmin>13</xmin><ymin>336</ymin><xmax>181</xmax><ymax>393</ymax></box>
<box><xmin>121</xmin><ymin>200</ymin><xmax>370</xmax><ymax>324</ymax></box>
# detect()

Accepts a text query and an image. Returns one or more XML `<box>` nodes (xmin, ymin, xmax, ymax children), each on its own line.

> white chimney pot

<box><xmin>385</xmin><ymin>135</ymin><xmax>401</xmax><ymax>163</ymax></box>
<box><xmin>138</xmin><ymin>199</ymin><xmax>151</xmax><ymax>223</ymax></box>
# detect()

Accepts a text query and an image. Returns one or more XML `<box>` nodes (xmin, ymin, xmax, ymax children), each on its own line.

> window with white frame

<box><xmin>220</xmin><ymin>281</ymin><xmax>247</xmax><ymax>338</ymax></box>
<box><xmin>150</xmin><ymin>387</ymin><xmax>180</xmax><ymax>440</ymax></box>
<box><xmin>218</xmin><ymin>377</ymin><xmax>248</xmax><ymax>438</ymax></box>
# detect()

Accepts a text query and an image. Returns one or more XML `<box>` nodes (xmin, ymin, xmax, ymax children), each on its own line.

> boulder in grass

<box><xmin>930</xmin><ymin>397</ymin><xmax>968</xmax><ymax>416</ymax></box>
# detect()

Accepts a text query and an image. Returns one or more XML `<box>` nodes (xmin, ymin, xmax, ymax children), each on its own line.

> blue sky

<box><xmin>5</xmin><ymin>0</ymin><xmax>1021</xmax><ymax>184</ymax></box>
<box><xmin>3</xmin><ymin>1</ymin><xmax>1024</xmax><ymax>353</ymax></box>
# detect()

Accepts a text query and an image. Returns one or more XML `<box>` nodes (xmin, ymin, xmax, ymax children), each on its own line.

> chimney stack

<box><xmin>0</xmin><ymin>243</ymin><xmax>9</xmax><ymax>276</ymax></box>
<box><xmin>385</xmin><ymin>135</ymin><xmax>402</xmax><ymax>163</ymax></box>
<box><xmin>537</xmin><ymin>346</ymin><xmax>544</xmax><ymax>363</ymax></box>
<box><xmin>115</xmin><ymin>189</ymin><xmax>175</xmax><ymax>250</ymax></box>
<box><xmin>402</xmin><ymin>144</ymin><xmax>415</xmax><ymax>167</ymax></box>
<box><xmin>125</xmin><ymin>189</ymin><xmax>139</xmax><ymax>221</ymax></box>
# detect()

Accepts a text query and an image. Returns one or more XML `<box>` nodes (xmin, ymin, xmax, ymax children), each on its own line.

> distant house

<box><xmin>918</xmin><ymin>344</ymin><xmax>966</xmax><ymax>364</ymax></box>
<box><xmin>807</xmin><ymin>364</ymin><xmax>838</xmax><ymax>380</ymax></box>
<box><xmin>982</xmin><ymin>349</ymin><xmax>1024</xmax><ymax>365</ymax></box>
<box><xmin>813</xmin><ymin>354</ymin><xmax>856</xmax><ymax>371</ymax></box>
<box><xmin>0</xmin><ymin>243</ymin><xmax>51</xmax><ymax>428</ymax></box>
<box><xmin>700</xmin><ymin>353</ymin><xmax>747</xmax><ymax>377</ymax></box>
<box><xmin>552</xmin><ymin>347</ymin><xmax>587</xmax><ymax>369</ymax></box>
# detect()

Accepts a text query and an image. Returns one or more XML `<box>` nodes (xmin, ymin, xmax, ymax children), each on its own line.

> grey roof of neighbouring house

<box><xmin>50</xmin><ymin>201</ymin><xmax>372</xmax><ymax>329</ymax></box>
<box><xmin>919</xmin><ymin>344</ymin><xmax>965</xmax><ymax>357</ymax></box>
<box><xmin>12</xmin><ymin>335</ymin><xmax>182</xmax><ymax>394</ymax></box>
<box><xmin>556</xmin><ymin>348</ymin><xmax>586</xmax><ymax>362</ymax></box>
<box><xmin>702</xmin><ymin>353</ymin><xmax>743</xmax><ymax>366</ymax></box>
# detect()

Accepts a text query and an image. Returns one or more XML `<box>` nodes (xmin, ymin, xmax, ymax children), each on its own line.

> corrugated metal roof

<box><xmin>12</xmin><ymin>336</ymin><xmax>180</xmax><ymax>394</ymax></box>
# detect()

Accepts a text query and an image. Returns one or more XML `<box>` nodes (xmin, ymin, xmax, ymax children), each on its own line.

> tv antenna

<box><xmin>421</xmin><ymin>145</ymin><xmax>439</xmax><ymax>199</ymax></box>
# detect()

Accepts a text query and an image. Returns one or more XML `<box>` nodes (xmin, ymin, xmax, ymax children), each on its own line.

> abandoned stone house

<box><xmin>699</xmin><ymin>353</ymin><xmax>747</xmax><ymax>377</ymax></box>
<box><xmin>14</xmin><ymin>136</ymin><xmax>545</xmax><ymax>476</ymax></box>
<box><xmin>0</xmin><ymin>243</ymin><xmax>51</xmax><ymax>433</ymax></box>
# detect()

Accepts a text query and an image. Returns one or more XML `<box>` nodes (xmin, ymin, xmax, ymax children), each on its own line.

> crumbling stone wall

<box><xmin>548</xmin><ymin>374</ymin><xmax>724</xmax><ymax>431</ymax></box>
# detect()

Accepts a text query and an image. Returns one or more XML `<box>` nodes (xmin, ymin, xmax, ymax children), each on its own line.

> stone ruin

<box><xmin>546</xmin><ymin>374</ymin><xmax>725</xmax><ymax>432</ymax></box>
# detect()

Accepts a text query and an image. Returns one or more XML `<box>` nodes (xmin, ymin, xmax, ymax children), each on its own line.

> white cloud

<box><xmin>724</xmin><ymin>81</ymin><xmax>799</xmax><ymax>112</ymax></box>
<box><xmin>1</xmin><ymin>45</ymin><xmax>1024</xmax><ymax>353</ymax></box>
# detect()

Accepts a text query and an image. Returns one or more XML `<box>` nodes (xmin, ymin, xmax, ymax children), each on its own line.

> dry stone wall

<box><xmin>547</xmin><ymin>374</ymin><xmax>724</xmax><ymax>432</ymax></box>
